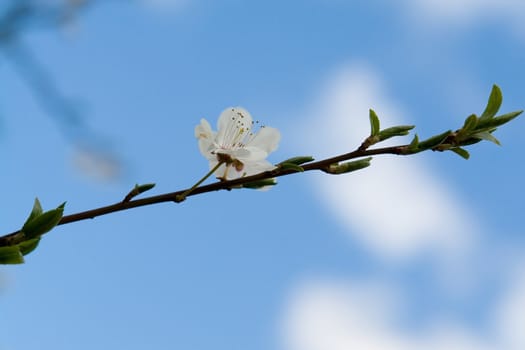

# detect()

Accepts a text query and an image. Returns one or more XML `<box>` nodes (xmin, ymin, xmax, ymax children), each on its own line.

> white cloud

<box><xmin>407</xmin><ymin>0</ymin><xmax>495</xmax><ymax>22</ymax></box>
<box><xmin>282</xmin><ymin>280</ymin><xmax>495</xmax><ymax>350</ymax></box>
<box><xmin>282</xmin><ymin>263</ymin><xmax>525</xmax><ymax>350</ymax></box>
<box><xmin>299</xmin><ymin>63</ymin><xmax>478</xmax><ymax>262</ymax></box>
<box><xmin>494</xmin><ymin>265</ymin><xmax>525</xmax><ymax>349</ymax></box>
<box><xmin>283</xmin><ymin>61</ymin><xmax>525</xmax><ymax>350</ymax></box>
<box><xmin>404</xmin><ymin>0</ymin><xmax>525</xmax><ymax>37</ymax></box>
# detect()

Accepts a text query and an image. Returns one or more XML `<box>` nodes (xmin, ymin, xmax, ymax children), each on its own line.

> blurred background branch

<box><xmin>0</xmin><ymin>0</ymin><xmax>122</xmax><ymax>181</ymax></box>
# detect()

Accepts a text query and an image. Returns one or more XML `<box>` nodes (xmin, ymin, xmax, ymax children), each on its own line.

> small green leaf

<box><xmin>471</xmin><ymin>131</ymin><xmax>501</xmax><ymax>145</ymax></box>
<box><xmin>324</xmin><ymin>157</ymin><xmax>372</xmax><ymax>175</ymax></box>
<box><xmin>277</xmin><ymin>156</ymin><xmax>314</xmax><ymax>166</ymax></box>
<box><xmin>369</xmin><ymin>109</ymin><xmax>380</xmax><ymax>136</ymax></box>
<box><xmin>461</xmin><ymin>114</ymin><xmax>478</xmax><ymax>132</ymax></box>
<box><xmin>242</xmin><ymin>178</ymin><xmax>277</xmax><ymax>189</ymax></box>
<box><xmin>377</xmin><ymin>125</ymin><xmax>415</xmax><ymax>142</ymax></box>
<box><xmin>0</xmin><ymin>246</ymin><xmax>24</xmax><ymax>265</ymax></box>
<box><xmin>18</xmin><ymin>237</ymin><xmax>41</xmax><ymax>256</ymax></box>
<box><xmin>24</xmin><ymin>198</ymin><xmax>43</xmax><ymax>227</ymax></box>
<box><xmin>22</xmin><ymin>204</ymin><xmax>65</xmax><ymax>239</ymax></box>
<box><xmin>123</xmin><ymin>183</ymin><xmax>156</xmax><ymax>202</ymax></box>
<box><xmin>480</xmin><ymin>84</ymin><xmax>502</xmax><ymax>121</ymax></box>
<box><xmin>476</xmin><ymin>110</ymin><xmax>522</xmax><ymax>130</ymax></box>
<box><xmin>279</xmin><ymin>163</ymin><xmax>305</xmax><ymax>172</ymax></box>
<box><xmin>408</xmin><ymin>134</ymin><xmax>419</xmax><ymax>151</ymax></box>
<box><xmin>459</xmin><ymin>137</ymin><xmax>483</xmax><ymax>146</ymax></box>
<box><xmin>135</xmin><ymin>183</ymin><xmax>156</xmax><ymax>194</ymax></box>
<box><xmin>450</xmin><ymin>147</ymin><xmax>470</xmax><ymax>160</ymax></box>
<box><xmin>417</xmin><ymin>130</ymin><xmax>452</xmax><ymax>150</ymax></box>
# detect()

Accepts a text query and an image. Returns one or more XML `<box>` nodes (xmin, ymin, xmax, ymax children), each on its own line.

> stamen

<box><xmin>218</xmin><ymin>109</ymin><xmax>262</xmax><ymax>150</ymax></box>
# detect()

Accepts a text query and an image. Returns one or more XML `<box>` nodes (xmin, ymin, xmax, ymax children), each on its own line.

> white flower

<box><xmin>195</xmin><ymin>107</ymin><xmax>281</xmax><ymax>180</ymax></box>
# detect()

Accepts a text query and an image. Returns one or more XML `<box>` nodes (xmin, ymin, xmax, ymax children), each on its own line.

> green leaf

<box><xmin>476</xmin><ymin>110</ymin><xmax>522</xmax><ymax>130</ymax></box>
<box><xmin>279</xmin><ymin>163</ymin><xmax>305</xmax><ymax>172</ymax></box>
<box><xmin>417</xmin><ymin>130</ymin><xmax>452</xmax><ymax>150</ymax></box>
<box><xmin>123</xmin><ymin>183</ymin><xmax>157</xmax><ymax>202</ymax></box>
<box><xmin>18</xmin><ymin>237</ymin><xmax>41</xmax><ymax>256</ymax></box>
<box><xmin>377</xmin><ymin>125</ymin><xmax>415</xmax><ymax>142</ymax></box>
<box><xmin>242</xmin><ymin>178</ymin><xmax>277</xmax><ymax>189</ymax></box>
<box><xmin>471</xmin><ymin>131</ymin><xmax>501</xmax><ymax>145</ymax></box>
<box><xmin>369</xmin><ymin>109</ymin><xmax>381</xmax><ymax>136</ymax></box>
<box><xmin>277</xmin><ymin>156</ymin><xmax>314</xmax><ymax>166</ymax></box>
<box><xmin>480</xmin><ymin>84</ymin><xmax>502</xmax><ymax>121</ymax></box>
<box><xmin>24</xmin><ymin>198</ymin><xmax>43</xmax><ymax>227</ymax></box>
<box><xmin>0</xmin><ymin>246</ymin><xmax>24</xmax><ymax>265</ymax></box>
<box><xmin>450</xmin><ymin>147</ymin><xmax>470</xmax><ymax>160</ymax></box>
<box><xmin>459</xmin><ymin>137</ymin><xmax>483</xmax><ymax>146</ymax></box>
<box><xmin>135</xmin><ymin>183</ymin><xmax>156</xmax><ymax>194</ymax></box>
<box><xmin>324</xmin><ymin>157</ymin><xmax>372</xmax><ymax>175</ymax></box>
<box><xmin>408</xmin><ymin>134</ymin><xmax>419</xmax><ymax>151</ymax></box>
<box><xmin>22</xmin><ymin>203</ymin><xmax>65</xmax><ymax>239</ymax></box>
<box><xmin>461</xmin><ymin>114</ymin><xmax>478</xmax><ymax>132</ymax></box>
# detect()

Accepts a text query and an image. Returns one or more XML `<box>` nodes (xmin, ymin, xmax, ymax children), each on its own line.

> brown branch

<box><xmin>0</xmin><ymin>143</ymin><xmax>409</xmax><ymax>247</ymax></box>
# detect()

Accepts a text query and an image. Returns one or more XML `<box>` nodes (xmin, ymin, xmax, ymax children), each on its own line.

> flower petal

<box><xmin>217</xmin><ymin>107</ymin><xmax>253</xmax><ymax>131</ymax></box>
<box><xmin>242</xmin><ymin>159</ymin><xmax>276</xmax><ymax>176</ymax></box>
<box><xmin>195</xmin><ymin>118</ymin><xmax>216</xmax><ymax>157</ymax></box>
<box><xmin>216</xmin><ymin>107</ymin><xmax>253</xmax><ymax>147</ymax></box>
<box><xmin>195</xmin><ymin>107</ymin><xmax>280</xmax><ymax>183</ymax></box>
<box><xmin>212</xmin><ymin>162</ymin><xmax>239</xmax><ymax>180</ymax></box>
<box><xmin>247</xmin><ymin>126</ymin><xmax>281</xmax><ymax>154</ymax></box>
<box><xmin>239</xmin><ymin>146</ymin><xmax>267</xmax><ymax>161</ymax></box>
<box><xmin>208</xmin><ymin>159</ymin><xmax>225</xmax><ymax>177</ymax></box>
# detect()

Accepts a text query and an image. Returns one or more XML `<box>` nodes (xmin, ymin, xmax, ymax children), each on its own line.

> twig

<box><xmin>0</xmin><ymin>143</ymin><xmax>408</xmax><ymax>247</ymax></box>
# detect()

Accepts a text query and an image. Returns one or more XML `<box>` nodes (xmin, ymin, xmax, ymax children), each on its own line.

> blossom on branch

<box><xmin>195</xmin><ymin>107</ymin><xmax>281</xmax><ymax>180</ymax></box>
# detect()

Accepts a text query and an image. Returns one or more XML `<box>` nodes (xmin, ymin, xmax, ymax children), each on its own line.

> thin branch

<box><xmin>1</xmin><ymin>83</ymin><xmax>521</xmax><ymax>254</ymax></box>
<box><xmin>0</xmin><ymin>143</ymin><xmax>407</xmax><ymax>247</ymax></box>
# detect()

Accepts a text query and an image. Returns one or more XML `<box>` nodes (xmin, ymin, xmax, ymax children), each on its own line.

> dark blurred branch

<box><xmin>0</xmin><ymin>0</ymin><xmax>92</xmax><ymax>40</ymax></box>
<box><xmin>0</xmin><ymin>0</ymin><xmax>99</xmax><ymax>140</ymax></box>
<box><xmin>0</xmin><ymin>0</ymin><xmax>122</xmax><ymax>178</ymax></box>
<box><xmin>4</xmin><ymin>42</ymin><xmax>86</xmax><ymax>138</ymax></box>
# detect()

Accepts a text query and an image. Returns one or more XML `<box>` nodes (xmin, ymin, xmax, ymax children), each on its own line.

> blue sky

<box><xmin>1</xmin><ymin>0</ymin><xmax>524</xmax><ymax>349</ymax></box>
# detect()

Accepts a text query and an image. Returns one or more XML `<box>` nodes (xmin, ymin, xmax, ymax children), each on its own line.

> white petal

<box><xmin>195</xmin><ymin>119</ymin><xmax>216</xmax><ymax>157</ymax></box>
<box><xmin>216</xmin><ymin>107</ymin><xmax>253</xmax><ymax>146</ymax></box>
<box><xmin>211</xmin><ymin>159</ymin><xmax>276</xmax><ymax>180</ymax></box>
<box><xmin>220</xmin><ymin>147</ymin><xmax>255</xmax><ymax>158</ymax></box>
<box><xmin>209</xmin><ymin>159</ymin><xmax>225</xmax><ymax>177</ymax></box>
<box><xmin>239</xmin><ymin>146</ymin><xmax>267</xmax><ymax>161</ymax></box>
<box><xmin>215</xmin><ymin>162</ymin><xmax>240</xmax><ymax>180</ymax></box>
<box><xmin>195</xmin><ymin>118</ymin><xmax>213</xmax><ymax>139</ymax></box>
<box><xmin>242</xmin><ymin>159</ymin><xmax>276</xmax><ymax>176</ymax></box>
<box><xmin>208</xmin><ymin>159</ymin><xmax>240</xmax><ymax>180</ymax></box>
<box><xmin>217</xmin><ymin>106</ymin><xmax>253</xmax><ymax>131</ymax></box>
<box><xmin>247</xmin><ymin>126</ymin><xmax>281</xmax><ymax>154</ymax></box>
